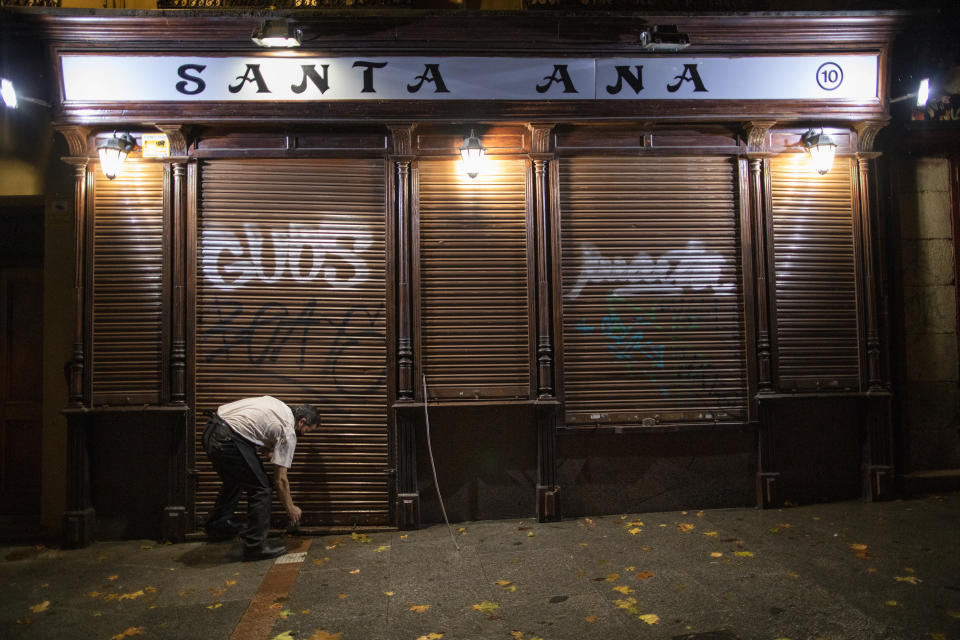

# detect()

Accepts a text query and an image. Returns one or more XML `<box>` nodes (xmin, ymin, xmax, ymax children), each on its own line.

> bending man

<box><xmin>203</xmin><ymin>396</ymin><xmax>320</xmax><ymax>561</ymax></box>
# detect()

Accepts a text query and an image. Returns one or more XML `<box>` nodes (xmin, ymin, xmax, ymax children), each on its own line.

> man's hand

<box><xmin>289</xmin><ymin>505</ymin><xmax>303</xmax><ymax>525</ymax></box>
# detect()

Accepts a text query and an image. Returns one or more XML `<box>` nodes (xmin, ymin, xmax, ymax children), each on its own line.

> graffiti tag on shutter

<box><xmin>202</xmin><ymin>222</ymin><xmax>372</xmax><ymax>290</ymax></box>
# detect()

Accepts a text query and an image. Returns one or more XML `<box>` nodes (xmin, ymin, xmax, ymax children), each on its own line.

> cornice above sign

<box><xmin>60</xmin><ymin>54</ymin><xmax>879</xmax><ymax>102</ymax></box>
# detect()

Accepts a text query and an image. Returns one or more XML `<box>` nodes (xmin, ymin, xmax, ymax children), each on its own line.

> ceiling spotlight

<box><xmin>252</xmin><ymin>20</ymin><xmax>302</xmax><ymax>48</ymax></box>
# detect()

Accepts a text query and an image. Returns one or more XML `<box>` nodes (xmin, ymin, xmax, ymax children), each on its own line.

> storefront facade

<box><xmin>36</xmin><ymin>11</ymin><xmax>901</xmax><ymax>546</ymax></box>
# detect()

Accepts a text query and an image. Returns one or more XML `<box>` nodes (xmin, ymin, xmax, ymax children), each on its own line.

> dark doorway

<box><xmin>0</xmin><ymin>196</ymin><xmax>44</xmax><ymax>540</ymax></box>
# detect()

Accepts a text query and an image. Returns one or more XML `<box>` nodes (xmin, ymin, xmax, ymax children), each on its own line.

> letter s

<box><xmin>176</xmin><ymin>64</ymin><xmax>207</xmax><ymax>96</ymax></box>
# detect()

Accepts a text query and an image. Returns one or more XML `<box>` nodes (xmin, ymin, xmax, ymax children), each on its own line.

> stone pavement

<box><xmin>2</xmin><ymin>493</ymin><xmax>959</xmax><ymax>640</ymax></box>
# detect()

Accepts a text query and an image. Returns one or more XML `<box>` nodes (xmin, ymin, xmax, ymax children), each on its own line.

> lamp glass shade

<box><xmin>801</xmin><ymin>130</ymin><xmax>837</xmax><ymax>176</ymax></box>
<box><xmin>1</xmin><ymin>78</ymin><xmax>16</xmax><ymax>109</ymax></box>
<box><xmin>97</xmin><ymin>133</ymin><xmax>136</xmax><ymax>180</ymax></box>
<box><xmin>459</xmin><ymin>131</ymin><xmax>484</xmax><ymax>179</ymax></box>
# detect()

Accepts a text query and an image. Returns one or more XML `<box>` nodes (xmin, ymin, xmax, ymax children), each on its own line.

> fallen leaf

<box><xmin>895</xmin><ymin>576</ymin><xmax>922</xmax><ymax>585</ymax></box>
<box><xmin>301</xmin><ymin>609</ymin><xmax>311</xmax><ymax>614</ymax></box>
<box><xmin>400</xmin><ymin>534</ymin><xmax>409</xmax><ymax>540</ymax></box>
<box><xmin>312</xmin><ymin>557</ymin><xmax>329</xmax><ymax>566</ymax></box>
<box><xmin>885</xmin><ymin>600</ymin><xmax>899</xmax><ymax>607</ymax></box>
<box><xmin>866</xmin><ymin>568</ymin><xmax>878</xmax><ymax>574</ymax></box>
<box><xmin>108</xmin><ymin>575</ymin><xmax>119</xmax><ymax>581</ymax></box>
<box><xmin>349</xmin><ymin>569</ymin><xmax>360</xmax><ymax>575</ymax></box>
<box><xmin>495</xmin><ymin>580</ymin><xmax>512</xmax><ymax>587</ymax></box>
<box><xmin>926</xmin><ymin>634</ymin><xmax>946</xmax><ymax>640</ymax></box>
<box><xmin>272</xmin><ymin>633</ymin><xmax>295</xmax><ymax>640</ymax></box>
<box><xmin>178</xmin><ymin>589</ymin><xmax>195</xmax><ymax>596</ymax></box>
<box><xmin>306</xmin><ymin>631</ymin><xmax>341</xmax><ymax>640</ymax></box>
<box><xmin>87</xmin><ymin>591</ymin><xmax>101</xmax><ymax>598</ymax></box>
<box><xmin>510</xmin><ymin>632</ymin><xmax>524</xmax><ymax>640</ymax></box>
<box><xmin>144</xmin><ymin>586</ymin><xmax>158</xmax><ymax>593</ymax></box>
<box><xmin>140</xmin><ymin>545</ymin><xmax>152</xmax><ymax>550</ymax></box>
<box><xmin>225</xmin><ymin>580</ymin><xmax>237</xmax><ymax>587</ymax></box>
<box><xmin>787</xmin><ymin>571</ymin><xmax>800</xmax><ymax>579</ymax></box>
<box><xmin>696</xmin><ymin>511</ymin><xmax>705</xmax><ymax>517</ymax></box>
<box><xmin>947</xmin><ymin>611</ymin><xmax>960</xmax><ymax>619</ymax></box>
<box><xmin>625</xmin><ymin>566</ymin><xmax>635</xmax><ymax>572</ymax></box>
<box><xmin>385</xmin><ymin>591</ymin><xmax>395</xmax><ymax>596</ymax></box>
<box><xmin>850</xmin><ymin>543</ymin><xmax>868</xmax><ymax>551</ymax></box>
<box><xmin>585</xmin><ymin>615</ymin><xmax>598</xmax><ymax>622</ymax></box>
<box><xmin>472</xmin><ymin>600</ymin><xmax>500</xmax><ymax>614</ymax></box>
<box><xmin>769</xmin><ymin>527</ymin><xmax>781</xmax><ymax>534</ymax></box>
<box><xmin>642</xmin><ymin>546</ymin><xmax>652</xmax><ymax>552</ymax></box>
<box><xmin>29</xmin><ymin>601</ymin><xmax>50</xmax><ymax>613</ymax></box>
<box><xmin>678</xmin><ymin>523</ymin><xmax>695</xmax><ymax>533</ymax></box>
<box><xmin>458</xmin><ymin>527</ymin><xmax>468</xmax><ymax>535</ymax></box>
<box><xmin>604</xmin><ymin>573</ymin><xmax>620</xmax><ymax>582</ymax></box>
<box><xmin>338</xmin><ymin>594</ymin><xmax>348</xmax><ymax>599</ymax></box>
<box><xmin>710</xmin><ymin>552</ymin><xmax>724</xmax><ymax>558</ymax></box>
<box><xmin>704</xmin><ymin>531</ymin><xmax>718</xmax><ymax>537</ymax></box>
<box><xmin>111</xmin><ymin>627</ymin><xmax>145</xmax><ymax>640</ymax></box>
<box><xmin>527</xmin><ymin>531</ymin><xmax>536</xmax><ymax>537</ymax></box>
<box><xmin>635</xmin><ymin>571</ymin><xmax>655</xmax><ymax>580</ymax></box>
<box><xmin>612</xmin><ymin>585</ymin><xmax>634</xmax><ymax>594</ymax></box>
<box><xmin>207</xmin><ymin>603</ymin><xmax>222</xmax><ymax>610</ymax></box>
<box><xmin>637</xmin><ymin>613</ymin><xmax>660</xmax><ymax>625</ymax></box>
<box><xmin>905</xmin><ymin>567</ymin><xmax>915</xmax><ymax>574</ymax></box>
<box><xmin>627</xmin><ymin>527</ymin><xmax>642</xmax><ymax>535</ymax></box>
<box><xmin>579</xmin><ymin>543</ymin><xmax>588</xmax><ymax>548</ymax></box>
<box><xmin>734</xmin><ymin>551</ymin><xmax>755</xmax><ymax>558</ymax></box>
<box><xmin>416</xmin><ymin>634</ymin><xmax>443</xmax><ymax>640</ymax></box>
<box><xmin>93</xmin><ymin>612</ymin><xmax>101</xmax><ymax>617</ymax></box>
<box><xmin>375</xmin><ymin>545</ymin><xmax>390</xmax><ymax>552</ymax></box>
<box><xmin>778</xmin><ymin>523</ymin><xmax>792</xmax><ymax>529</ymax></box>
<box><xmin>409</xmin><ymin>604</ymin><xmax>431</xmax><ymax>613</ymax></box>
<box><xmin>584</xmin><ymin>518</ymin><xmax>594</xmax><ymax>527</ymax></box>
<box><xmin>278</xmin><ymin>609</ymin><xmax>294</xmax><ymax>619</ymax></box>
<box><xmin>350</xmin><ymin>532</ymin><xmax>371</xmax><ymax>544</ymax></box>
<box><xmin>210</xmin><ymin>587</ymin><xmax>227</xmax><ymax>597</ymax></box>
<box><xmin>16</xmin><ymin>617</ymin><xmax>32</xmax><ymax>625</ymax></box>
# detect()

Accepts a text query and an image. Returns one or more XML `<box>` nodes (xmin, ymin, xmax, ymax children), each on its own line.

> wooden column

<box><xmin>744</xmin><ymin>121</ymin><xmax>780</xmax><ymax>508</ymax></box>
<box><xmin>536</xmin><ymin>404</ymin><xmax>561</xmax><ymax>522</ymax></box>
<box><xmin>529</xmin><ymin>124</ymin><xmax>556</xmax><ymax>399</ymax></box>
<box><xmin>855</xmin><ymin>119</ymin><xmax>894</xmax><ymax>500</ymax></box>
<box><xmin>390</xmin><ymin>125</ymin><xmax>420</xmax><ymax>528</ymax></box>
<box><xmin>56</xmin><ymin>126</ymin><xmax>97</xmax><ymax>546</ymax></box>
<box><xmin>391</xmin><ymin>125</ymin><xmax>416</xmax><ymax>401</ymax></box>
<box><xmin>156</xmin><ymin>126</ymin><xmax>190</xmax><ymax>542</ymax></box>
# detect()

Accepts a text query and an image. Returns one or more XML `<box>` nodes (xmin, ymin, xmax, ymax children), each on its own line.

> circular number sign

<box><xmin>816</xmin><ymin>62</ymin><xmax>843</xmax><ymax>91</ymax></box>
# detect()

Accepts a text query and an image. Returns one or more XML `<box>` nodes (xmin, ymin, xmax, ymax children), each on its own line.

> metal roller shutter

<box><xmin>559</xmin><ymin>156</ymin><xmax>747</xmax><ymax>426</ymax></box>
<box><xmin>195</xmin><ymin>158</ymin><xmax>388</xmax><ymax>526</ymax></box>
<box><xmin>770</xmin><ymin>155</ymin><xmax>860</xmax><ymax>391</ymax></box>
<box><xmin>91</xmin><ymin>161</ymin><xmax>165</xmax><ymax>405</ymax></box>
<box><xmin>417</xmin><ymin>158</ymin><xmax>531</xmax><ymax>400</ymax></box>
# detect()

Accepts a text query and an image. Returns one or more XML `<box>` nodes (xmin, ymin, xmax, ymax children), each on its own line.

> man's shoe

<box><xmin>243</xmin><ymin>542</ymin><xmax>288</xmax><ymax>561</ymax></box>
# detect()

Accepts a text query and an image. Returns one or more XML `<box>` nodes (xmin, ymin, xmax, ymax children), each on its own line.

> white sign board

<box><xmin>61</xmin><ymin>54</ymin><xmax>878</xmax><ymax>102</ymax></box>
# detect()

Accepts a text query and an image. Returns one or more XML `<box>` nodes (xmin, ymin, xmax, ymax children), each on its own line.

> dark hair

<box><xmin>291</xmin><ymin>404</ymin><xmax>320</xmax><ymax>428</ymax></box>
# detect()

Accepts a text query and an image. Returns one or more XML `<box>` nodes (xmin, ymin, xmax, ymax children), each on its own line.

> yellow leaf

<box><xmin>926</xmin><ymin>634</ymin><xmax>946</xmax><ymax>640</ymax></box>
<box><xmin>29</xmin><ymin>601</ymin><xmax>50</xmax><ymax>613</ymax></box>
<box><xmin>527</xmin><ymin>531</ymin><xmax>536</xmax><ymax>537</ymax></box>
<box><xmin>385</xmin><ymin>591</ymin><xmax>395</xmax><ymax>596</ymax></box>
<box><xmin>642</xmin><ymin>546</ymin><xmax>652</xmax><ymax>552</ymax></box>
<box><xmin>579</xmin><ymin>543</ymin><xmax>588</xmax><ymax>547</ymax></box>
<box><xmin>111</xmin><ymin>627</ymin><xmax>145</xmax><ymax>640</ymax></box>
<box><xmin>637</xmin><ymin>613</ymin><xmax>660</xmax><ymax>625</ymax></box>
<box><xmin>895</xmin><ymin>576</ymin><xmax>922</xmax><ymax>584</ymax></box>
<box><xmin>375</xmin><ymin>545</ymin><xmax>390</xmax><ymax>552</ymax></box>
<box><xmin>905</xmin><ymin>567</ymin><xmax>915</xmax><ymax>573</ymax></box>
<box><xmin>787</xmin><ymin>571</ymin><xmax>800</xmax><ymax>578</ymax></box>
<box><xmin>627</xmin><ymin>527</ymin><xmax>642</xmax><ymax>535</ymax></box>
<box><xmin>93</xmin><ymin>612</ymin><xmax>102</xmax><ymax>617</ymax></box>
<box><xmin>678</xmin><ymin>523</ymin><xmax>695</xmax><ymax>533</ymax></box>
<box><xmin>301</xmin><ymin>609</ymin><xmax>311</xmax><ymax>614</ymax></box>
<box><xmin>495</xmin><ymin>580</ymin><xmax>512</xmax><ymax>587</ymax></box>
<box><xmin>584</xmin><ymin>517</ymin><xmax>594</xmax><ymax>526</ymax></box>
<box><xmin>144</xmin><ymin>586</ymin><xmax>157</xmax><ymax>593</ymax></box>
<box><xmin>885</xmin><ymin>600</ymin><xmax>899</xmax><ymax>607</ymax></box>
<box><xmin>16</xmin><ymin>616</ymin><xmax>33</xmax><ymax>625</ymax></box>
<box><xmin>225</xmin><ymin>580</ymin><xmax>237</xmax><ymax>587</ymax></box>
<box><xmin>350</xmin><ymin>532</ymin><xmax>371</xmax><ymax>543</ymax></box>
<box><xmin>140</xmin><ymin>545</ymin><xmax>152</xmax><ymax>550</ymax></box>
<box><xmin>87</xmin><ymin>591</ymin><xmax>101</xmax><ymax>598</ymax></box>
<box><xmin>400</xmin><ymin>534</ymin><xmax>409</xmax><ymax>540</ymax></box>
<box><xmin>416</xmin><ymin>634</ymin><xmax>444</xmax><ymax>640</ymax></box>
<box><xmin>704</xmin><ymin>531</ymin><xmax>718</xmax><ymax>537</ymax></box>
<box><xmin>710</xmin><ymin>552</ymin><xmax>724</xmax><ymax>558</ymax></box>
<box><xmin>108</xmin><ymin>575</ymin><xmax>119</xmax><ymax>581</ymax></box>
<box><xmin>696</xmin><ymin>511</ymin><xmax>705</xmax><ymax>517</ymax></box>
<box><xmin>409</xmin><ymin>604</ymin><xmax>431</xmax><ymax>613</ymax></box>
<box><xmin>272</xmin><ymin>633</ymin><xmax>295</xmax><ymax>640</ymax></box>
<box><xmin>178</xmin><ymin>589</ymin><xmax>195</xmax><ymax>596</ymax></box>
<box><xmin>849</xmin><ymin>543</ymin><xmax>868</xmax><ymax>551</ymax></box>
<box><xmin>349</xmin><ymin>569</ymin><xmax>360</xmax><ymax>575</ymax></box>
<box><xmin>278</xmin><ymin>609</ymin><xmax>294</xmax><ymax>619</ymax></box>
<box><xmin>734</xmin><ymin>551</ymin><xmax>754</xmax><ymax>558</ymax></box>
<box><xmin>472</xmin><ymin>600</ymin><xmax>500</xmax><ymax>614</ymax></box>
<box><xmin>612</xmin><ymin>585</ymin><xmax>634</xmax><ymax>594</ymax></box>
<box><xmin>312</xmin><ymin>557</ymin><xmax>329</xmax><ymax>566</ymax></box>
<box><xmin>635</xmin><ymin>571</ymin><xmax>655</xmax><ymax>580</ymax></box>
<box><xmin>338</xmin><ymin>594</ymin><xmax>348</xmax><ymax>599</ymax></box>
<box><xmin>585</xmin><ymin>615</ymin><xmax>598</xmax><ymax>622</ymax></box>
<box><xmin>625</xmin><ymin>566</ymin><xmax>635</xmax><ymax>572</ymax></box>
<box><xmin>947</xmin><ymin>611</ymin><xmax>960</xmax><ymax>619</ymax></box>
<box><xmin>510</xmin><ymin>633</ymin><xmax>524</xmax><ymax>640</ymax></box>
<box><xmin>210</xmin><ymin>587</ymin><xmax>227</xmax><ymax>597</ymax></box>
<box><xmin>207</xmin><ymin>603</ymin><xmax>222</xmax><ymax>609</ymax></box>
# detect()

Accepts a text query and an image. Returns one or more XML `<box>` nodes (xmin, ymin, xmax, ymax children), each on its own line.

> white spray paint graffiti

<box><xmin>203</xmin><ymin>222</ymin><xmax>372</xmax><ymax>290</ymax></box>
<box><xmin>565</xmin><ymin>240</ymin><xmax>735</xmax><ymax>301</ymax></box>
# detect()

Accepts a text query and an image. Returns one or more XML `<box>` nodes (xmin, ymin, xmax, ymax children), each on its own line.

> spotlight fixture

<box><xmin>459</xmin><ymin>129</ymin><xmax>485</xmax><ymax>179</ymax></box>
<box><xmin>916</xmin><ymin>78</ymin><xmax>930</xmax><ymax>107</ymax></box>
<box><xmin>800</xmin><ymin>128</ymin><xmax>837</xmax><ymax>176</ymax></box>
<box><xmin>97</xmin><ymin>132</ymin><xmax>137</xmax><ymax>180</ymax></box>
<box><xmin>1</xmin><ymin>78</ymin><xmax>17</xmax><ymax>108</ymax></box>
<box><xmin>641</xmin><ymin>25</ymin><xmax>690</xmax><ymax>51</ymax></box>
<box><xmin>252</xmin><ymin>20</ymin><xmax>302</xmax><ymax>48</ymax></box>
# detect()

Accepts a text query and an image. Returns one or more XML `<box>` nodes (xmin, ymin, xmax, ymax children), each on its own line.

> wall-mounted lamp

<box><xmin>800</xmin><ymin>128</ymin><xmax>837</xmax><ymax>176</ymax></box>
<box><xmin>641</xmin><ymin>25</ymin><xmax>690</xmax><ymax>51</ymax></box>
<box><xmin>459</xmin><ymin>129</ymin><xmax>485</xmax><ymax>179</ymax></box>
<box><xmin>916</xmin><ymin>78</ymin><xmax>930</xmax><ymax>107</ymax></box>
<box><xmin>1</xmin><ymin>78</ymin><xmax>17</xmax><ymax>109</ymax></box>
<box><xmin>97</xmin><ymin>132</ymin><xmax>137</xmax><ymax>180</ymax></box>
<box><xmin>252</xmin><ymin>20</ymin><xmax>302</xmax><ymax>48</ymax></box>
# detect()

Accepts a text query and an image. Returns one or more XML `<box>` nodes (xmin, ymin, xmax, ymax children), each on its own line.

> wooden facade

<box><xmin>24</xmin><ymin>10</ymin><xmax>902</xmax><ymax>546</ymax></box>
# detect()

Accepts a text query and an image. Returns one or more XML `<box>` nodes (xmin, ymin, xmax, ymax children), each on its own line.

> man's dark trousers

<box><xmin>203</xmin><ymin>415</ymin><xmax>272</xmax><ymax>551</ymax></box>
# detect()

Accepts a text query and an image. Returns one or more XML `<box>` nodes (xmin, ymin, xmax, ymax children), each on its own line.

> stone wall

<box><xmin>898</xmin><ymin>157</ymin><xmax>960</xmax><ymax>471</ymax></box>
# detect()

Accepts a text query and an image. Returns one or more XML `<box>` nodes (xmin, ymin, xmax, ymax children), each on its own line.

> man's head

<box><xmin>291</xmin><ymin>404</ymin><xmax>321</xmax><ymax>435</ymax></box>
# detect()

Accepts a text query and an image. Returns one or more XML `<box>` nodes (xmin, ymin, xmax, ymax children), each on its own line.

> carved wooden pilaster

<box><xmin>745</xmin><ymin>120</ymin><xmax>777</xmax><ymax>153</ymax></box>
<box><xmin>530</xmin><ymin>123</ymin><xmax>556</xmax><ymax>398</ymax></box>
<box><xmin>536</xmin><ymin>404</ymin><xmax>560</xmax><ymax>522</ymax></box>
<box><xmin>57</xmin><ymin>124</ymin><xmax>91</xmax><ymax>407</ymax></box>
<box><xmin>62</xmin><ymin>410</ymin><xmax>95</xmax><ymax>548</ymax></box>
<box><xmin>395</xmin><ymin>411</ymin><xmax>420</xmax><ymax>529</ymax></box>
<box><xmin>390</xmin><ymin>126</ymin><xmax>416</xmax><ymax>400</ymax></box>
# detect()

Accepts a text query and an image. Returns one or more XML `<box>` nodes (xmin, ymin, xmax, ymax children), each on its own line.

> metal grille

<box><xmin>559</xmin><ymin>156</ymin><xmax>747</xmax><ymax>426</ymax></box>
<box><xmin>770</xmin><ymin>155</ymin><xmax>860</xmax><ymax>391</ymax></box>
<box><xmin>91</xmin><ymin>161</ymin><xmax>165</xmax><ymax>405</ymax></box>
<box><xmin>195</xmin><ymin>159</ymin><xmax>388</xmax><ymax>526</ymax></box>
<box><xmin>417</xmin><ymin>158</ymin><xmax>531</xmax><ymax>400</ymax></box>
